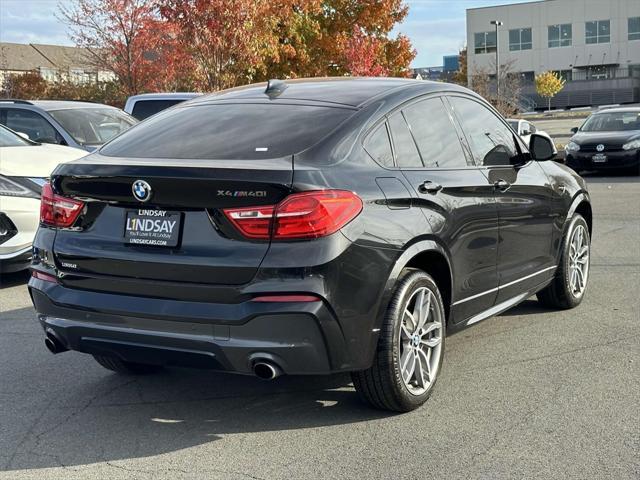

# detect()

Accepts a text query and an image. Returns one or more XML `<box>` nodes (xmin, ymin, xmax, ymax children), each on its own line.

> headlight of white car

<box><xmin>622</xmin><ymin>139</ymin><xmax>640</xmax><ymax>151</ymax></box>
<box><xmin>0</xmin><ymin>175</ymin><xmax>40</xmax><ymax>198</ymax></box>
<box><xmin>565</xmin><ymin>141</ymin><xmax>580</xmax><ymax>152</ymax></box>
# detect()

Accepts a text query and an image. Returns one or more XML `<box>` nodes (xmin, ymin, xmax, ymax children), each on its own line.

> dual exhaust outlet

<box><xmin>43</xmin><ymin>331</ymin><xmax>283</xmax><ymax>380</ymax></box>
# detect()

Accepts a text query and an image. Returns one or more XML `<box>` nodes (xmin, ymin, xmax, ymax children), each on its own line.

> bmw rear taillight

<box><xmin>223</xmin><ymin>190</ymin><xmax>363</xmax><ymax>240</ymax></box>
<box><xmin>40</xmin><ymin>182</ymin><xmax>84</xmax><ymax>228</ymax></box>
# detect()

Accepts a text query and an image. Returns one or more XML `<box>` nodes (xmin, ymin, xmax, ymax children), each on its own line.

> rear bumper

<box><xmin>29</xmin><ymin>282</ymin><xmax>352</xmax><ymax>375</ymax></box>
<box><xmin>0</xmin><ymin>246</ymin><xmax>33</xmax><ymax>273</ymax></box>
<box><xmin>566</xmin><ymin>150</ymin><xmax>640</xmax><ymax>171</ymax></box>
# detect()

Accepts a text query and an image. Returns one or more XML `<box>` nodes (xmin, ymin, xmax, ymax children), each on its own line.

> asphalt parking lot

<box><xmin>0</xmin><ymin>172</ymin><xmax>638</xmax><ymax>480</ymax></box>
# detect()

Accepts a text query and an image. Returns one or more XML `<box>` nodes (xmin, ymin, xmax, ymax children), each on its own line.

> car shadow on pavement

<box><xmin>0</xmin><ymin>305</ymin><xmax>395</xmax><ymax>472</ymax></box>
<box><xmin>0</xmin><ymin>270</ymin><xmax>30</xmax><ymax>289</ymax></box>
<box><xmin>3</xmin><ymin>370</ymin><xmax>393</xmax><ymax>471</ymax></box>
<box><xmin>498</xmin><ymin>299</ymin><xmax>553</xmax><ymax>316</ymax></box>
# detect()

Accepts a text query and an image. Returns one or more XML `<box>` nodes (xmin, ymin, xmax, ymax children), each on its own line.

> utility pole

<box><xmin>490</xmin><ymin>20</ymin><xmax>503</xmax><ymax>98</ymax></box>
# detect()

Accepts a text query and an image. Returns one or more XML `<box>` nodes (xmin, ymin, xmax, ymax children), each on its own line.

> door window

<box><xmin>402</xmin><ymin>97</ymin><xmax>467</xmax><ymax>168</ymax></box>
<box><xmin>363</xmin><ymin>122</ymin><xmax>394</xmax><ymax>167</ymax></box>
<box><xmin>1</xmin><ymin>109</ymin><xmax>61</xmax><ymax>144</ymax></box>
<box><xmin>388</xmin><ymin>113</ymin><xmax>422</xmax><ymax>168</ymax></box>
<box><xmin>449</xmin><ymin>97</ymin><xmax>521</xmax><ymax>167</ymax></box>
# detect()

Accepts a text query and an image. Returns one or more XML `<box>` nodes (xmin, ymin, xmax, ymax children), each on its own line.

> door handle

<box><xmin>494</xmin><ymin>179</ymin><xmax>511</xmax><ymax>192</ymax></box>
<box><xmin>418</xmin><ymin>181</ymin><xmax>443</xmax><ymax>194</ymax></box>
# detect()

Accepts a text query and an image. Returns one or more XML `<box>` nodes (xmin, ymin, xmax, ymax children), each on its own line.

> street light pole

<box><xmin>490</xmin><ymin>20</ymin><xmax>503</xmax><ymax>99</ymax></box>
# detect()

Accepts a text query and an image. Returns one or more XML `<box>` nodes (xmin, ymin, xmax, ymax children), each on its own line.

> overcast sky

<box><xmin>0</xmin><ymin>0</ymin><xmax>532</xmax><ymax>67</ymax></box>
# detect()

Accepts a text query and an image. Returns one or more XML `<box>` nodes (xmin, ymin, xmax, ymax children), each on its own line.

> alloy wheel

<box><xmin>568</xmin><ymin>224</ymin><xmax>589</xmax><ymax>296</ymax></box>
<box><xmin>398</xmin><ymin>287</ymin><xmax>443</xmax><ymax>396</ymax></box>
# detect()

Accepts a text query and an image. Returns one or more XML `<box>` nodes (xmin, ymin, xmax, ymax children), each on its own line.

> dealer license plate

<box><xmin>124</xmin><ymin>209</ymin><xmax>182</xmax><ymax>247</ymax></box>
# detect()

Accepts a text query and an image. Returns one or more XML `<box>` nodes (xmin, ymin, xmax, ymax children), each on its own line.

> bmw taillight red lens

<box><xmin>223</xmin><ymin>205</ymin><xmax>275</xmax><ymax>239</ymax></box>
<box><xmin>40</xmin><ymin>182</ymin><xmax>84</xmax><ymax>228</ymax></box>
<box><xmin>223</xmin><ymin>190</ymin><xmax>362</xmax><ymax>240</ymax></box>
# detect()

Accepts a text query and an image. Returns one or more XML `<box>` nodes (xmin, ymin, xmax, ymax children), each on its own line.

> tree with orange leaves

<box><xmin>59</xmin><ymin>0</ymin><xmax>195</xmax><ymax>95</ymax></box>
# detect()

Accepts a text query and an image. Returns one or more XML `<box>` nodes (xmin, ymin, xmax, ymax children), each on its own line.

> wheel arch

<box><xmin>361</xmin><ymin>240</ymin><xmax>453</xmax><ymax>373</ymax></box>
<box><xmin>574</xmin><ymin>200</ymin><xmax>593</xmax><ymax>236</ymax></box>
<box><xmin>565</xmin><ymin>192</ymin><xmax>592</xmax><ymax>236</ymax></box>
<box><xmin>379</xmin><ymin>240</ymin><xmax>453</xmax><ymax>325</ymax></box>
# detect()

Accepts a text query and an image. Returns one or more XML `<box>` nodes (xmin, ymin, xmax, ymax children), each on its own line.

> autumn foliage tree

<box><xmin>535</xmin><ymin>71</ymin><xmax>565</xmax><ymax>112</ymax></box>
<box><xmin>59</xmin><ymin>0</ymin><xmax>193</xmax><ymax>95</ymax></box>
<box><xmin>1</xmin><ymin>71</ymin><xmax>48</xmax><ymax>99</ymax></box>
<box><xmin>344</xmin><ymin>26</ymin><xmax>389</xmax><ymax>76</ymax></box>
<box><xmin>158</xmin><ymin>0</ymin><xmax>281</xmax><ymax>91</ymax></box>
<box><xmin>158</xmin><ymin>0</ymin><xmax>415</xmax><ymax>85</ymax></box>
<box><xmin>258</xmin><ymin>0</ymin><xmax>415</xmax><ymax>79</ymax></box>
<box><xmin>58</xmin><ymin>0</ymin><xmax>416</xmax><ymax>97</ymax></box>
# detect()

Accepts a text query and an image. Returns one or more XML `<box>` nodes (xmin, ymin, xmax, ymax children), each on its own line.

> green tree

<box><xmin>535</xmin><ymin>71</ymin><xmax>565</xmax><ymax>112</ymax></box>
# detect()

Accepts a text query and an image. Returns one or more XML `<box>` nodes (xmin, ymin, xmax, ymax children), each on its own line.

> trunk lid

<box><xmin>51</xmin><ymin>154</ymin><xmax>292</xmax><ymax>287</ymax></box>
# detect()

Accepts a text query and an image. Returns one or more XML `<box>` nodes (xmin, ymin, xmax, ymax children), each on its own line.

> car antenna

<box><xmin>265</xmin><ymin>79</ymin><xmax>287</xmax><ymax>97</ymax></box>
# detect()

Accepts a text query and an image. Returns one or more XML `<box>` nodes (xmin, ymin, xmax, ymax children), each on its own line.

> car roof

<box><xmin>190</xmin><ymin>77</ymin><xmax>454</xmax><ymax>109</ymax></box>
<box><xmin>593</xmin><ymin>107</ymin><xmax>640</xmax><ymax>114</ymax></box>
<box><xmin>126</xmin><ymin>93</ymin><xmax>202</xmax><ymax>102</ymax></box>
<box><xmin>29</xmin><ymin>100</ymin><xmax>121</xmax><ymax>111</ymax></box>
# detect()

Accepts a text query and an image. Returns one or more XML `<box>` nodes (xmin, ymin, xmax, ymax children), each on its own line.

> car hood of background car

<box><xmin>571</xmin><ymin>130</ymin><xmax>640</xmax><ymax>145</ymax></box>
<box><xmin>0</xmin><ymin>143</ymin><xmax>87</xmax><ymax>177</ymax></box>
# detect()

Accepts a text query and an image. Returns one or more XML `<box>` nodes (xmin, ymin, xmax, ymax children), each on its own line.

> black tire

<box><xmin>537</xmin><ymin>213</ymin><xmax>590</xmax><ymax>309</ymax></box>
<box><xmin>93</xmin><ymin>355</ymin><xmax>164</xmax><ymax>374</ymax></box>
<box><xmin>352</xmin><ymin>269</ymin><xmax>446</xmax><ymax>412</ymax></box>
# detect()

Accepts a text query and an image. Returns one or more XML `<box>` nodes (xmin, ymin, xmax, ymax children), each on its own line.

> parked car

<box><xmin>0</xmin><ymin>125</ymin><xmax>86</xmax><ymax>273</ymax></box>
<box><xmin>0</xmin><ymin>100</ymin><xmax>137</xmax><ymax>151</ymax></box>
<box><xmin>508</xmin><ymin>118</ymin><xmax>556</xmax><ymax>153</ymax></box>
<box><xmin>565</xmin><ymin>107</ymin><xmax>640</xmax><ymax>173</ymax></box>
<box><xmin>29</xmin><ymin>78</ymin><xmax>592</xmax><ymax>412</ymax></box>
<box><xmin>124</xmin><ymin>93</ymin><xmax>201</xmax><ymax>121</ymax></box>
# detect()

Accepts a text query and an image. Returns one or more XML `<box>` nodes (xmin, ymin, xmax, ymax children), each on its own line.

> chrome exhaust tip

<box><xmin>253</xmin><ymin>361</ymin><xmax>282</xmax><ymax>380</ymax></box>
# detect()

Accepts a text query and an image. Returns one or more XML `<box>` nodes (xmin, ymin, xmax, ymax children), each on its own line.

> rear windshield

<box><xmin>131</xmin><ymin>99</ymin><xmax>185</xmax><ymax>120</ymax></box>
<box><xmin>100</xmin><ymin>103</ymin><xmax>354</xmax><ymax>160</ymax></box>
<box><xmin>49</xmin><ymin>108</ymin><xmax>136</xmax><ymax>146</ymax></box>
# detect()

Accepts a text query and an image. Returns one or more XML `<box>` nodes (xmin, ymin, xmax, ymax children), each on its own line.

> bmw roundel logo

<box><xmin>596</xmin><ymin>144</ymin><xmax>605</xmax><ymax>152</ymax></box>
<box><xmin>132</xmin><ymin>180</ymin><xmax>152</xmax><ymax>202</ymax></box>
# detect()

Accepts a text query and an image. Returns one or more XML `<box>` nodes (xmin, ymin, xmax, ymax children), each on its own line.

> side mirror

<box><xmin>529</xmin><ymin>133</ymin><xmax>555</xmax><ymax>161</ymax></box>
<box><xmin>521</xmin><ymin>129</ymin><xmax>531</xmax><ymax>136</ymax></box>
<box><xmin>16</xmin><ymin>131</ymin><xmax>30</xmax><ymax>140</ymax></box>
<box><xmin>570</xmin><ymin>127</ymin><xmax>579</xmax><ymax>134</ymax></box>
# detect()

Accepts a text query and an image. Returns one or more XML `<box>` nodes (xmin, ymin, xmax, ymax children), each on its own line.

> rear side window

<box><xmin>1</xmin><ymin>109</ymin><xmax>62</xmax><ymax>144</ymax></box>
<box><xmin>131</xmin><ymin>99</ymin><xmax>184</xmax><ymax>120</ymax></box>
<box><xmin>101</xmin><ymin>103</ymin><xmax>354</xmax><ymax>160</ymax></box>
<box><xmin>364</xmin><ymin>123</ymin><xmax>394</xmax><ymax>167</ymax></box>
<box><xmin>388</xmin><ymin>113</ymin><xmax>422</xmax><ymax>168</ymax></box>
<box><xmin>449</xmin><ymin>97</ymin><xmax>520</xmax><ymax>167</ymax></box>
<box><xmin>402</xmin><ymin>98</ymin><xmax>467</xmax><ymax>168</ymax></box>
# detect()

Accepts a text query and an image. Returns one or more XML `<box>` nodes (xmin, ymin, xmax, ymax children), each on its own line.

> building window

<box><xmin>585</xmin><ymin>20</ymin><xmax>610</xmax><ymax>44</ymax></box>
<box><xmin>629</xmin><ymin>17</ymin><xmax>640</xmax><ymax>41</ymax></box>
<box><xmin>509</xmin><ymin>28</ymin><xmax>532</xmax><ymax>51</ymax></box>
<box><xmin>519</xmin><ymin>71</ymin><xmax>535</xmax><ymax>83</ymax></box>
<box><xmin>586</xmin><ymin>65</ymin><xmax>612</xmax><ymax>80</ymax></box>
<box><xmin>552</xmin><ymin>70</ymin><xmax>573</xmax><ymax>82</ymax></box>
<box><xmin>474</xmin><ymin>31</ymin><xmax>497</xmax><ymax>54</ymax></box>
<box><xmin>548</xmin><ymin>24</ymin><xmax>572</xmax><ymax>47</ymax></box>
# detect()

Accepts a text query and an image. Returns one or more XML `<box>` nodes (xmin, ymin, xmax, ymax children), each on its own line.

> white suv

<box><xmin>0</xmin><ymin>125</ymin><xmax>86</xmax><ymax>272</ymax></box>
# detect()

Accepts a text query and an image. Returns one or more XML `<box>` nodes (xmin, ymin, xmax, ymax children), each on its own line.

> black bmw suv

<box><xmin>29</xmin><ymin>78</ymin><xmax>592</xmax><ymax>412</ymax></box>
